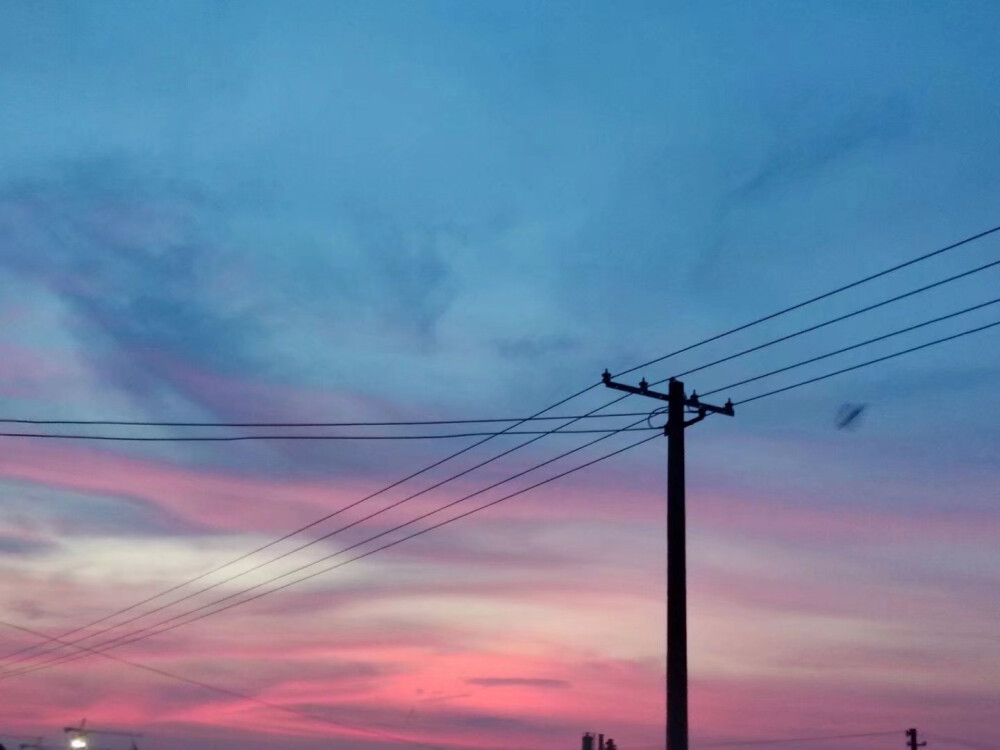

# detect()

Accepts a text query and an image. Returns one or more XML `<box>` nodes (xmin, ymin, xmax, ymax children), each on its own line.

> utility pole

<box><xmin>907</xmin><ymin>728</ymin><xmax>926</xmax><ymax>750</ymax></box>
<box><xmin>602</xmin><ymin>372</ymin><xmax>734</xmax><ymax>750</ymax></box>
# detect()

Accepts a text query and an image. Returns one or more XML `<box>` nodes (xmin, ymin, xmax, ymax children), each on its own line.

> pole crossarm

<box><xmin>601</xmin><ymin>370</ymin><xmax>735</xmax><ymax>419</ymax></box>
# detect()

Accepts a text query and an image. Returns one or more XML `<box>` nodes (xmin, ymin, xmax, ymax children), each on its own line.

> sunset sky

<box><xmin>1</xmin><ymin>3</ymin><xmax>999</xmax><ymax>750</ymax></box>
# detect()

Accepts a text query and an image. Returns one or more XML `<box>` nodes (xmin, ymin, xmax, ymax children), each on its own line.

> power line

<box><xmin>0</xmin><ymin>432</ymin><xmax>658</xmax><ymax>683</ymax></box>
<box><xmin>0</xmin><ymin>224</ymin><xmax>992</xmax><ymax>445</ymax></box>
<box><xmin>619</xmin><ymin>223</ymin><xmax>1000</xmax><ymax>378</ymax></box>
<box><xmin>11</xmin><ymin>271</ymin><xmax>1000</xmax><ymax>676</ymax></box>
<box><xmin>0</xmin><ymin>233</ymin><xmax>994</xmax><ymax>748</ymax></box>
<box><xmin>0</xmin><ymin>426</ymin><xmax>657</xmax><ymax>442</ymax></box>
<box><xmin>1</xmin><ymin>419</ymin><xmax>652</xmax><ymax>679</ymax></box>
<box><xmin>734</xmin><ymin>318</ymin><xmax>1000</xmax><ymax>405</ymax></box>
<box><xmin>8</xmin><ymin>229</ymin><xmax>992</xmax><ymax>442</ymax></box>
<box><xmin>0</xmin><ymin>224</ymin><xmax>995</xmax><ymax>750</ymax></box>
<box><xmin>0</xmin><ymin>412</ymin><xmax>650</xmax><ymax>427</ymax></box>
<box><xmin>0</xmin><ymin>619</ymin><xmax>446</xmax><ymax>750</ymax></box>
<box><xmin>6</xmin><ymin>224</ymin><xmax>994</xmax><ymax>670</ymax></box>
<box><xmin>11</xmin><ymin>432</ymin><xmax>662</xmax><ymax>681</ymax></box>
<box><xmin>7</xmin><ymin>225</ymin><xmax>995</xmax><ymax>433</ymax></box>
<box><xmin>0</xmin><ymin>390</ymin><xmax>624</xmax><ymax>666</ymax></box>
<box><xmin>700</xmin><ymin>296</ymin><xmax>1000</xmax><ymax>397</ymax></box>
<box><xmin>651</xmin><ymin>257</ymin><xmax>1000</xmax><ymax>388</ymax></box>
<box><xmin>1</xmin><ymin>224</ymin><xmax>994</xmax><ymax>438</ymax></box>
<box><xmin>0</xmin><ymin>398</ymin><xmax>630</xmax><ymax>674</ymax></box>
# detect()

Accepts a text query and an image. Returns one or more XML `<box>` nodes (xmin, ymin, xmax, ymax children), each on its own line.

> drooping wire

<box><xmin>1</xmin><ymin>234</ymin><xmax>996</xmax><ymax>750</ymax></box>
<box><xmin>1</xmin><ymin>414</ymin><xmax>650</xmax><ymax>679</ymax></box>
<box><xmin>0</xmin><ymin>412</ymin><xmax>648</xmax><ymax>427</ymax></box>
<box><xmin>6</xmin><ymin>225</ymin><xmax>996</xmax><ymax>432</ymax></box>
<box><xmin>0</xmin><ymin>400</ymin><xmax>632</xmax><ymax>672</ymax></box>
<box><xmin>647</xmin><ymin>257</ymin><xmax>1000</xmax><ymax>389</ymax></box>
<box><xmin>5</xmin><ymin>223</ymin><xmax>996</xmax><ymax>670</ymax></box>
<box><xmin>0</xmin><ymin>386</ymin><xmax>619</xmax><ymax>666</ymax></box>
<box><xmin>732</xmin><ymin>318</ymin><xmax>1000</xmax><ymax>405</ymax></box>
<box><xmin>0</xmin><ymin>431</ymin><xmax>659</xmax><ymax>682</ymax></box>
<box><xmin>0</xmin><ymin>426</ymin><xmax>656</xmax><ymax>442</ymax></box>
<box><xmin>618</xmin><ymin>223</ymin><xmax>1000</xmax><ymax>379</ymax></box>
<box><xmin>18</xmin><ymin>256</ymin><xmax>1000</xmax><ymax>448</ymax></box>
<box><xmin>698</xmin><ymin>297</ymin><xmax>1000</xmax><ymax>397</ymax></box>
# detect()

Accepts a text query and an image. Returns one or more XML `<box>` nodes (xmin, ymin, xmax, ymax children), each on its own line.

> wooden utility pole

<box><xmin>602</xmin><ymin>372</ymin><xmax>734</xmax><ymax>750</ymax></box>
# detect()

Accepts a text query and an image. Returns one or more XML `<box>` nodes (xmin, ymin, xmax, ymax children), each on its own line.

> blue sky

<box><xmin>0</xmin><ymin>3</ymin><xmax>998</xmax><ymax>750</ymax></box>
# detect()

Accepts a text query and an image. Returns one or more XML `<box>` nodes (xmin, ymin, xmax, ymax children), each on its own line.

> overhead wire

<box><xmin>620</xmin><ymin>223</ymin><xmax>1000</xmax><ymax>378</ymax></box>
<box><xmin>0</xmin><ymin>415</ymin><xmax>652</xmax><ymax>679</ymax></box>
<box><xmin>0</xmin><ymin>235</ymin><xmax>995</xmax><ymax>748</ymax></box>
<box><xmin>646</xmin><ymin>256</ymin><xmax>1000</xmax><ymax>389</ymax></box>
<box><xmin>698</xmin><ymin>296</ymin><xmax>1000</xmax><ymax>397</ymax></box>
<box><xmin>5</xmin><ymin>224</ymin><xmax>999</xmax><ymax>673</ymax></box>
<box><xmin>0</xmin><ymin>426</ymin><xmax>657</xmax><ymax>442</ymax></box>
<box><xmin>9</xmin><ymin>305</ymin><xmax>1000</xmax><ymax>677</ymax></box>
<box><xmin>731</xmin><ymin>318</ymin><xmax>1000</xmax><ymax>405</ymax></box>
<box><xmin>26</xmin><ymin>281</ymin><xmax>991</xmax><ymax>672</ymax></box>
<box><xmin>4</xmin><ymin>223</ymin><xmax>998</xmax><ymax>676</ymax></box>
<box><xmin>11</xmin><ymin>257</ymin><xmax>994</xmax><ymax>446</ymax></box>
<box><xmin>0</xmin><ymin>385</ymin><xmax>622</xmax><ymax>665</ymax></box>
<box><xmin>0</xmin><ymin>428</ymin><xmax>658</xmax><ymax>721</ymax></box>
<box><xmin>0</xmin><ymin>395</ymin><xmax>630</xmax><ymax>668</ymax></box>
<box><xmin>7</xmin><ymin>225</ymin><xmax>995</xmax><ymax>434</ymax></box>
<box><xmin>6</xmin><ymin>232</ymin><xmax>984</xmax><ymax>446</ymax></box>
<box><xmin>0</xmin><ymin>412</ymin><xmax>649</xmax><ymax>427</ymax></box>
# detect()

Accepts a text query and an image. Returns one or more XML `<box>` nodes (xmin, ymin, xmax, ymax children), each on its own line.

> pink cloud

<box><xmin>1</xmin><ymin>425</ymin><xmax>996</xmax><ymax>750</ymax></box>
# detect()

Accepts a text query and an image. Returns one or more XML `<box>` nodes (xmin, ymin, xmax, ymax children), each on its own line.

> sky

<box><xmin>0</xmin><ymin>2</ymin><xmax>999</xmax><ymax>750</ymax></box>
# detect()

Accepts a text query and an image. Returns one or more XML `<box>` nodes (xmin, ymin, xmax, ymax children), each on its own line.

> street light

<box><xmin>64</xmin><ymin>721</ymin><xmax>139</xmax><ymax>750</ymax></box>
<box><xmin>63</xmin><ymin>722</ymin><xmax>87</xmax><ymax>750</ymax></box>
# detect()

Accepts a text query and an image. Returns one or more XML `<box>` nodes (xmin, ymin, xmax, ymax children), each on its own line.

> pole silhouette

<box><xmin>907</xmin><ymin>728</ymin><xmax>926</xmax><ymax>750</ymax></box>
<box><xmin>602</xmin><ymin>372</ymin><xmax>734</xmax><ymax>750</ymax></box>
